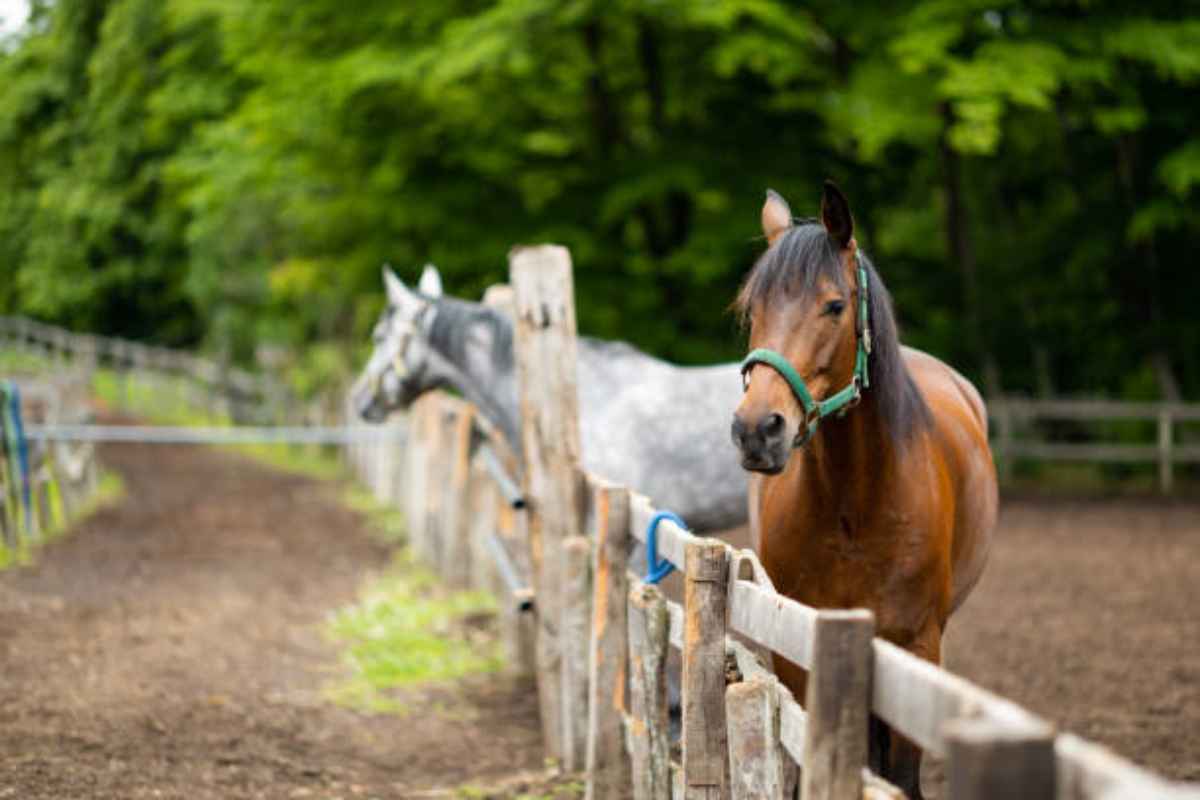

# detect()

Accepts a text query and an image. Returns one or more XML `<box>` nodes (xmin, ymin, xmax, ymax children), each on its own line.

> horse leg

<box><xmin>883</xmin><ymin>622</ymin><xmax>942</xmax><ymax>799</ymax></box>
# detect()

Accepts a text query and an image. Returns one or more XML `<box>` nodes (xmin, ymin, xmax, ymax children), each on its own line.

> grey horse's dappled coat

<box><xmin>353</xmin><ymin>268</ymin><xmax>748</xmax><ymax>532</ymax></box>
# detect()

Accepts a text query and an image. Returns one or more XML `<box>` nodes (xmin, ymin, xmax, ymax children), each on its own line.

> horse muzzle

<box><xmin>351</xmin><ymin>378</ymin><xmax>389</xmax><ymax>423</ymax></box>
<box><xmin>731</xmin><ymin>412</ymin><xmax>790</xmax><ymax>474</ymax></box>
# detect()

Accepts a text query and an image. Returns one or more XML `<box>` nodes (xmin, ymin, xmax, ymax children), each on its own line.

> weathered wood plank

<box><xmin>441</xmin><ymin>405</ymin><xmax>476</xmax><ymax>589</ymax></box>
<box><xmin>628</xmin><ymin>492</ymin><xmax>696</xmax><ymax>571</ymax></box>
<box><xmin>871</xmin><ymin>638</ymin><xmax>1047</xmax><ymax>757</ymax></box>
<box><xmin>728</xmin><ymin>578</ymin><xmax>818</xmax><ymax>671</ymax></box>
<box><xmin>1158</xmin><ymin>408</ymin><xmax>1173</xmax><ymax>493</ymax></box>
<box><xmin>562</xmin><ymin>534</ymin><xmax>592</xmax><ymax>771</ymax></box>
<box><xmin>404</xmin><ymin>394</ymin><xmax>433</xmax><ymax>563</ymax></box>
<box><xmin>944</xmin><ymin>716</ymin><xmax>1055</xmax><ymax>800</ymax></box>
<box><xmin>778</xmin><ymin>688</ymin><xmax>807</xmax><ymax>766</ymax></box>
<box><xmin>510</xmin><ymin>244</ymin><xmax>585</xmax><ymax>763</ymax></box>
<box><xmin>628</xmin><ymin>583</ymin><xmax>671</xmax><ymax>800</ymax></box>
<box><xmin>468</xmin><ymin>450</ymin><xmax>497</xmax><ymax>593</ymax></box>
<box><xmin>990</xmin><ymin>398</ymin><xmax>1200</xmax><ymax>422</ymax></box>
<box><xmin>1054</xmin><ymin>733</ymin><xmax>1194</xmax><ymax>800</ymax></box>
<box><xmin>726</xmin><ymin>676</ymin><xmax>787</xmax><ymax>799</ymax></box>
<box><xmin>801</xmin><ymin>609</ymin><xmax>873</xmax><ymax>800</ymax></box>
<box><xmin>586</xmin><ymin>482</ymin><xmax>633</xmax><ymax>800</ymax></box>
<box><xmin>681</xmin><ymin>540</ymin><xmax>729</xmax><ymax>798</ymax></box>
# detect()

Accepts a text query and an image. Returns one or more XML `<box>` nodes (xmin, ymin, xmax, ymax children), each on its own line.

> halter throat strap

<box><xmin>740</xmin><ymin>258</ymin><xmax>872</xmax><ymax>447</ymax></box>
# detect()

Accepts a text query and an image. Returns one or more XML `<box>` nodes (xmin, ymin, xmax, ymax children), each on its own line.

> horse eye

<box><xmin>824</xmin><ymin>300</ymin><xmax>846</xmax><ymax>317</ymax></box>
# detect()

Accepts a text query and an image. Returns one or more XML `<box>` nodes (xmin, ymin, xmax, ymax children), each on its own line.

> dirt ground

<box><xmin>0</xmin><ymin>442</ymin><xmax>549</xmax><ymax>799</ymax></box>
<box><xmin>1</xmin><ymin>440</ymin><xmax>1197</xmax><ymax>799</ymax></box>
<box><xmin>946</xmin><ymin>494</ymin><xmax>1200</xmax><ymax>782</ymax></box>
<box><xmin>710</xmin><ymin>493</ymin><xmax>1200</xmax><ymax>787</ymax></box>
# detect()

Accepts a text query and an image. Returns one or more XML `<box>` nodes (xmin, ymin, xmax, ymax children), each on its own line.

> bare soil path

<box><xmin>0</xmin><ymin>441</ymin><xmax>545</xmax><ymax>799</ymax></box>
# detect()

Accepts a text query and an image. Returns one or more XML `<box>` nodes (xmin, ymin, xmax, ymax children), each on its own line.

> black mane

<box><xmin>735</xmin><ymin>222</ymin><xmax>931</xmax><ymax>444</ymax></box>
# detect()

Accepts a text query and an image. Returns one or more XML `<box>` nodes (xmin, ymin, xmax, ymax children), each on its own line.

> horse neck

<box><xmin>425</xmin><ymin>303</ymin><xmax>522</xmax><ymax>449</ymax></box>
<box><xmin>795</xmin><ymin>392</ymin><xmax>895</xmax><ymax>506</ymax></box>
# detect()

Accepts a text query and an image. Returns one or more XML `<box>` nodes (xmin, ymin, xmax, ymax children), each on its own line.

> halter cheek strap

<box><xmin>740</xmin><ymin>257</ymin><xmax>872</xmax><ymax>448</ymax></box>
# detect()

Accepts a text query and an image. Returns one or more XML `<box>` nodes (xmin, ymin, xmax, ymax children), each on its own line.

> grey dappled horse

<box><xmin>351</xmin><ymin>266</ymin><xmax>748</xmax><ymax>533</ymax></box>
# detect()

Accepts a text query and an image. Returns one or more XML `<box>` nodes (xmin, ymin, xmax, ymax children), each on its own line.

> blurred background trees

<box><xmin>1</xmin><ymin>0</ymin><xmax>1198</xmax><ymax>401</ymax></box>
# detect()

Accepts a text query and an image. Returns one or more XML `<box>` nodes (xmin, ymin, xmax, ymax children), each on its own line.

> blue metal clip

<box><xmin>645</xmin><ymin>510</ymin><xmax>686</xmax><ymax>584</ymax></box>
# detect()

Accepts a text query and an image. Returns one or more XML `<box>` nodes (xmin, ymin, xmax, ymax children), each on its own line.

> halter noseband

<box><xmin>740</xmin><ymin>254</ymin><xmax>872</xmax><ymax>448</ymax></box>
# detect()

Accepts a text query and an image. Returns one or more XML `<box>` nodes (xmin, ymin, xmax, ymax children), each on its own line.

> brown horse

<box><xmin>731</xmin><ymin>181</ymin><xmax>997</xmax><ymax>797</ymax></box>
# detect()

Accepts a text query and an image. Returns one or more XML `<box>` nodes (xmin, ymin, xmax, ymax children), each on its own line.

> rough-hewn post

<box><xmin>944</xmin><ymin>717</ymin><xmax>1055</xmax><ymax>800</ymax></box>
<box><xmin>726</xmin><ymin>676</ymin><xmax>788</xmax><ymax>799</ymax></box>
<box><xmin>404</xmin><ymin>394</ymin><xmax>434</xmax><ymax>563</ymax></box>
<box><xmin>1158</xmin><ymin>407</ymin><xmax>1173</xmax><ymax>494</ymax></box>
<box><xmin>442</xmin><ymin>405</ymin><xmax>476</xmax><ymax>589</ymax></box>
<box><xmin>996</xmin><ymin>401</ymin><xmax>1014</xmax><ymax>484</ymax></box>
<box><xmin>562</xmin><ymin>535</ymin><xmax>592</xmax><ymax>770</ymax></box>
<box><xmin>628</xmin><ymin>582</ymin><xmax>671</xmax><ymax>800</ymax></box>
<box><xmin>682</xmin><ymin>540</ymin><xmax>730</xmax><ymax>799</ymax></box>
<box><xmin>499</xmin><ymin>494</ymin><xmax>538</xmax><ymax>679</ymax></box>
<box><xmin>510</xmin><ymin>245</ymin><xmax>585</xmax><ymax>763</ymax></box>
<box><xmin>586</xmin><ymin>482</ymin><xmax>633</xmax><ymax>800</ymax></box>
<box><xmin>800</xmin><ymin>609</ymin><xmax>874</xmax><ymax>800</ymax></box>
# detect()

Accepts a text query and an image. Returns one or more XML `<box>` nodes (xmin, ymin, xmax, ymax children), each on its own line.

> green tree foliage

<box><xmin>1</xmin><ymin>1</ymin><xmax>1198</xmax><ymax>400</ymax></box>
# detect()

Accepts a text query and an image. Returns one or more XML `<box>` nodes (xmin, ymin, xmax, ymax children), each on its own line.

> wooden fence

<box><xmin>1</xmin><ymin>370</ymin><xmax>99</xmax><ymax>551</ymax></box>
<box><xmin>990</xmin><ymin>398</ymin><xmax>1200</xmax><ymax>492</ymax></box>
<box><xmin>345</xmin><ymin>245</ymin><xmax>1200</xmax><ymax>800</ymax></box>
<box><xmin>0</xmin><ymin>315</ymin><xmax>294</xmax><ymax>426</ymax></box>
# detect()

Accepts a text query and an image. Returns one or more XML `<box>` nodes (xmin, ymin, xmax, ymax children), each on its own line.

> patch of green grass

<box><xmin>325</xmin><ymin>550</ymin><xmax>502</xmax><ymax>713</ymax></box>
<box><xmin>0</xmin><ymin>349</ymin><xmax>54</xmax><ymax>375</ymax></box>
<box><xmin>453</xmin><ymin>772</ymin><xmax>585</xmax><ymax>799</ymax></box>
<box><xmin>0</xmin><ymin>469</ymin><xmax>124</xmax><ymax>570</ymax></box>
<box><xmin>342</xmin><ymin>485</ymin><xmax>407</xmax><ymax>543</ymax></box>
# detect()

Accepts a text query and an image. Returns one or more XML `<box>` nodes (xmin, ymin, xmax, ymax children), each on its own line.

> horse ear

<box><xmin>418</xmin><ymin>264</ymin><xmax>443</xmax><ymax>297</ymax></box>
<box><xmin>383</xmin><ymin>265</ymin><xmax>417</xmax><ymax>311</ymax></box>
<box><xmin>761</xmin><ymin>189</ymin><xmax>793</xmax><ymax>246</ymax></box>
<box><xmin>820</xmin><ymin>180</ymin><xmax>854</xmax><ymax>249</ymax></box>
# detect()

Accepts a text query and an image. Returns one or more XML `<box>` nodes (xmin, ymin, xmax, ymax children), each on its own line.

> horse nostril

<box><xmin>760</xmin><ymin>413</ymin><xmax>785</xmax><ymax>437</ymax></box>
<box><xmin>731</xmin><ymin>415</ymin><xmax>748</xmax><ymax>445</ymax></box>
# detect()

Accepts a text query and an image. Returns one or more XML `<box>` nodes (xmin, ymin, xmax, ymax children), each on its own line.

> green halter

<box><xmin>740</xmin><ymin>256</ymin><xmax>872</xmax><ymax>448</ymax></box>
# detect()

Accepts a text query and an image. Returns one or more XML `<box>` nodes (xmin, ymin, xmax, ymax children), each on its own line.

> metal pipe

<box><xmin>22</xmin><ymin>424</ymin><xmax>407</xmax><ymax>446</ymax></box>
<box><xmin>484</xmin><ymin>531</ymin><xmax>534</xmax><ymax>612</ymax></box>
<box><xmin>479</xmin><ymin>443</ymin><xmax>525</xmax><ymax>509</ymax></box>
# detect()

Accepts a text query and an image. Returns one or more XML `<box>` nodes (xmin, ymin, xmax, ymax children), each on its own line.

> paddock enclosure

<box><xmin>3</xmin><ymin>244</ymin><xmax>1200</xmax><ymax>800</ymax></box>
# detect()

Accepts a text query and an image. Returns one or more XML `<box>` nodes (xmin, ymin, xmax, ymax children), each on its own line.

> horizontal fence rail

<box><xmin>24</xmin><ymin>424</ymin><xmax>407</xmax><ymax>446</ymax></box>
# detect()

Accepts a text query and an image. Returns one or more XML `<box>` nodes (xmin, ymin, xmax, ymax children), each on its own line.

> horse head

<box><xmin>351</xmin><ymin>264</ymin><xmax>444</xmax><ymax>422</ymax></box>
<box><xmin>732</xmin><ymin>180</ymin><xmax>868</xmax><ymax>473</ymax></box>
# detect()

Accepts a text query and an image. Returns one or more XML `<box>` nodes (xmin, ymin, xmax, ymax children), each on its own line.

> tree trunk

<box><xmin>939</xmin><ymin>104</ymin><xmax>1000</xmax><ymax>396</ymax></box>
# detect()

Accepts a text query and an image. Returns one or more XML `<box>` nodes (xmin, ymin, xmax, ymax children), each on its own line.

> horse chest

<box><xmin>760</xmin><ymin>502</ymin><xmax>934</xmax><ymax>621</ymax></box>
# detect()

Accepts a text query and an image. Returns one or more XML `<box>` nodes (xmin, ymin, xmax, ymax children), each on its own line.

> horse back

<box><xmin>902</xmin><ymin>347</ymin><xmax>998</xmax><ymax>614</ymax></box>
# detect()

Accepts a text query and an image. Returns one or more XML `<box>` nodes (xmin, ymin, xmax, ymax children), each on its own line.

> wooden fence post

<box><xmin>586</xmin><ymin>482</ymin><xmax>633</xmax><ymax>800</ymax></box>
<box><xmin>996</xmin><ymin>400</ymin><xmax>1014</xmax><ymax>484</ymax></box>
<box><xmin>510</xmin><ymin>245</ymin><xmax>585</xmax><ymax>763</ymax></box>
<box><xmin>562</xmin><ymin>535</ymin><xmax>592</xmax><ymax>771</ymax></box>
<box><xmin>468</xmin><ymin>450</ymin><xmax>497</xmax><ymax>593</ymax></box>
<box><xmin>726</xmin><ymin>676</ymin><xmax>788</xmax><ymax>799</ymax></box>
<box><xmin>404</xmin><ymin>394</ymin><xmax>434</xmax><ymax>562</ymax></box>
<box><xmin>682</xmin><ymin>539</ymin><xmax>730</xmax><ymax>799</ymax></box>
<box><xmin>801</xmin><ymin>609</ymin><xmax>874</xmax><ymax>800</ymax></box>
<box><xmin>1158</xmin><ymin>407</ymin><xmax>1173</xmax><ymax>494</ymax></box>
<box><xmin>500</xmin><ymin>498</ymin><xmax>538</xmax><ymax>679</ymax></box>
<box><xmin>441</xmin><ymin>406</ymin><xmax>476</xmax><ymax>589</ymax></box>
<box><xmin>944</xmin><ymin>718</ymin><xmax>1055</xmax><ymax>800</ymax></box>
<box><xmin>628</xmin><ymin>582</ymin><xmax>671</xmax><ymax>800</ymax></box>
